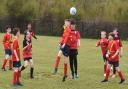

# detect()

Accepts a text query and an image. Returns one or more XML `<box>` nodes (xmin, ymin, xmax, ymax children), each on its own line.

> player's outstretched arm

<box><xmin>33</xmin><ymin>35</ymin><xmax>37</xmax><ymax>40</ymax></box>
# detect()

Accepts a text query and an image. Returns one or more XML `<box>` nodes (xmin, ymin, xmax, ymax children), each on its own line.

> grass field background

<box><xmin>0</xmin><ymin>33</ymin><xmax>128</xmax><ymax>89</ymax></box>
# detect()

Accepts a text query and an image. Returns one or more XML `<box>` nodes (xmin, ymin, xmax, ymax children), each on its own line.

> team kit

<box><xmin>96</xmin><ymin>29</ymin><xmax>125</xmax><ymax>84</ymax></box>
<box><xmin>1</xmin><ymin>18</ymin><xmax>125</xmax><ymax>87</ymax></box>
<box><xmin>1</xmin><ymin>19</ymin><xmax>81</xmax><ymax>86</ymax></box>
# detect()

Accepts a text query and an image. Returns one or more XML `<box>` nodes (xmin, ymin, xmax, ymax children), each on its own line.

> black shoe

<box><xmin>1</xmin><ymin>68</ymin><xmax>6</xmax><ymax>71</ymax></box>
<box><xmin>9</xmin><ymin>68</ymin><xmax>13</xmax><ymax>70</ymax></box>
<box><xmin>53</xmin><ymin>68</ymin><xmax>58</xmax><ymax>75</ymax></box>
<box><xmin>119</xmin><ymin>79</ymin><xmax>125</xmax><ymax>84</ymax></box>
<box><xmin>30</xmin><ymin>76</ymin><xmax>34</xmax><ymax>79</ymax></box>
<box><xmin>72</xmin><ymin>75</ymin><xmax>74</xmax><ymax>79</ymax></box>
<box><xmin>75</xmin><ymin>74</ymin><xmax>79</xmax><ymax>78</ymax></box>
<box><xmin>17</xmin><ymin>82</ymin><xmax>23</xmax><ymax>86</ymax></box>
<box><xmin>12</xmin><ymin>83</ymin><xmax>18</xmax><ymax>87</ymax></box>
<box><xmin>101</xmin><ymin>79</ymin><xmax>108</xmax><ymax>83</ymax></box>
<box><xmin>62</xmin><ymin>76</ymin><xmax>67</xmax><ymax>82</ymax></box>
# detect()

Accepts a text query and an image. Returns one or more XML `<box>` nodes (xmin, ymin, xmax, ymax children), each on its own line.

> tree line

<box><xmin>0</xmin><ymin>0</ymin><xmax>128</xmax><ymax>38</ymax></box>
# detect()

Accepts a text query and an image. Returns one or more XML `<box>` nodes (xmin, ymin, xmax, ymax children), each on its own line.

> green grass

<box><xmin>0</xmin><ymin>33</ymin><xmax>128</xmax><ymax>89</ymax></box>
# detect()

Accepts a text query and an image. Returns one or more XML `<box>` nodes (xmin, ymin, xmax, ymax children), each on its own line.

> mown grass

<box><xmin>0</xmin><ymin>33</ymin><xmax>128</xmax><ymax>89</ymax></box>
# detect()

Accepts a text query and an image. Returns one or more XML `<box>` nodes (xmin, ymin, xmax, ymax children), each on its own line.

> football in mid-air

<box><xmin>70</xmin><ymin>7</ymin><xmax>77</xmax><ymax>15</ymax></box>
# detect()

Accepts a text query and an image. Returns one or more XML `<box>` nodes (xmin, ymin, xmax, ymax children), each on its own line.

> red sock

<box><xmin>104</xmin><ymin>64</ymin><xmax>107</xmax><ymax>74</ymax></box>
<box><xmin>55</xmin><ymin>56</ymin><xmax>60</xmax><ymax>69</ymax></box>
<box><xmin>64</xmin><ymin>63</ymin><xmax>67</xmax><ymax>76</ymax></box>
<box><xmin>13</xmin><ymin>71</ymin><xmax>17</xmax><ymax>84</ymax></box>
<box><xmin>2</xmin><ymin>59</ymin><xmax>7</xmax><ymax>68</ymax></box>
<box><xmin>9</xmin><ymin>60</ymin><xmax>12</xmax><ymax>69</ymax></box>
<box><xmin>118</xmin><ymin>71</ymin><xmax>125</xmax><ymax>80</ymax></box>
<box><xmin>105</xmin><ymin>69</ymin><xmax>110</xmax><ymax>80</ymax></box>
<box><xmin>17</xmin><ymin>71</ymin><xmax>20</xmax><ymax>83</ymax></box>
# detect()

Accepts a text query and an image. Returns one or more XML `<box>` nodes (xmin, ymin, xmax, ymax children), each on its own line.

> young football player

<box><xmin>24</xmin><ymin>23</ymin><xmax>37</xmax><ymax>41</ymax></box>
<box><xmin>20</xmin><ymin>31</ymin><xmax>34</xmax><ymax>79</ymax></box>
<box><xmin>12</xmin><ymin>27</ymin><xmax>23</xmax><ymax>86</ymax></box>
<box><xmin>53</xmin><ymin>19</ymin><xmax>71</xmax><ymax>74</ymax></box>
<box><xmin>96</xmin><ymin>31</ymin><xmax>108</xmax><ymax>76</ymax></box>
<box><xmin>101</xmin><ymin>32</ymin><xmax>125</xmax><ymax>84</ymax></box>
<box><xmin>53</xmin><ymin>19</ymin><xmax>72</xmax><ymax>82</ymax></box>
<box><xmin>111</xmin><ymin>28</ymin><xmax>123</xmax><ymax>78</ymax></box>
<box><xmin>60</xmin><ymin>20</ymin><xmax>72</xmax><ymax>82</ymax></box>
<box><xmin>69</xmin><ymin>20</ymin><xmax>80</xmax><ymax>79</ymax></box>
<box><xmin>2</xmin><ymin>26</ymin><xmax>13</xmax><ymax>71</ymax></box>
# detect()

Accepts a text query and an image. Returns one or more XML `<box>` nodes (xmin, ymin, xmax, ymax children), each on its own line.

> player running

<box><xmin>69</xmin><ymin>20</ymin><xmax>80</xmax><ymax>79</ymax></box>
<box><xmin>101</xmin><ymin>32</ymin><xmax>125</xmax><ymax>84</ymax></box>
<box><xmin>20</xmin><ymin>31</ymin><xmax>34</xmax><ymax>79</ymax></box>
<box><xmin>53</xmin><ymin>19</ymin><xmax>71</xmax><ymax>74</ymax></box>
<box><xmin>96</xmin><ymin>31</ymin><xmax>108</xmax><ymax>76</ymax></box>
<box><xmin>2</xmin><ymin>26</ymin><xmax>13</xmax><ymax>71</ymax></box>
<box><xmin>12</xmin><ymin>28</ymin><xmax>23</xmax><ymax>86</ymax></box>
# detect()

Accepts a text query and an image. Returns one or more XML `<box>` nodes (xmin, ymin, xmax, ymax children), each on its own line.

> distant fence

<box><xmin>0</xmin><ymin>19</ymin><xmax>128</xmax><ymax>39</ymax></box>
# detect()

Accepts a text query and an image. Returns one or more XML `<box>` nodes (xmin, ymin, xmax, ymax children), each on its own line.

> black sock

<box><xmin>74</xmin><ymin>55</ymin><xmax>77</xmax><ymax>75</ymax></box>
<box><xmin>21</xmin><ymin>66</ymin><xmax>26</xmax><ymax>71</ymax></box>
<box><xmin>30</xmin><ymin>67</ymin><xmax>34</xmax><ymax>78</ymax></box>
<box><xmin>69</xmin><ymin>55</ymin><xmax>74</xmax><ymax>75</ymax></box>
<box><xmin>113</xmin><ymin>66</ymin><xmax>116</xmax><ymax>74</ymax></box>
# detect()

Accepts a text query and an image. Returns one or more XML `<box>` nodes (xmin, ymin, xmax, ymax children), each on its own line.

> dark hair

<box><xmin>12</xmin><ymin>27</ymin><xmax>20</xmax><ymax>36</ymax></box>
<box><xmin>113</xmin><ymin>28</ymin><xmax>120</xmax><ymax>39</ymax></box>
<box><xmin>24</xmin><ymin>31</ymin><xmax>29</xmax><ymax>39</ymax></box>
<box><xmin>70</xmin><ymin>19</ymin><xmax>76</xmax><ymax>25</ymax></box>
<box><xmin>5</xmin><ymin>25</ymin><xmax>11</xmax><ymax>31</ymax></box>
<box><xmin>27</xmin><ymin>22</ymin><xmax>32</xmax><ymax>26</ymax></box>
<box><xmin>65</xmin><ymin>19</ymin><xmax>71</xmax><ymax>22</ymax></box>
<box><xmin>109</xmin><ymin>32</ymin><xmax>116</xmax><ymax>40</ymax></box>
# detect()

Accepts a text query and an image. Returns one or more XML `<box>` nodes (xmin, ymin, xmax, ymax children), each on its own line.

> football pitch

<box><xmin>0</xmin><ymin>33</ymin><xmax>128</xmax><ymax>89</ymax></box>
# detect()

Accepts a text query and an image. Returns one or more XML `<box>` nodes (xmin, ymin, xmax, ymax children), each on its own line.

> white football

<box><xmin>70</xmin><ymin>7</ymin><xmax>77</xmax><ymax>15</ymax></box>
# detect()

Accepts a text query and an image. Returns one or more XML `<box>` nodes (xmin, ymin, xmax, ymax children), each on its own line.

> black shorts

<box><xmin>69</xmin><ymin>49</ymin><xmax>78</xmax><ymax>56</ymax></box>
<box><xmin>13</xmin><ymin>61</ymin><xmax>21</xmax><ymax>68</ymax></box>
<box><xmin>60</xmin><ymin>45</ymin><xmax>70</xmax><ymax>57</ymax></box>
<box><xmin>24</xmin><ymin>57</ymin><xmax>32</xmax><ymax>62</ymax></box>
<box><xmin>108</xmin><ymin>61</ymin><xmax>119</xmax><ymax>67</ymax></box>
<box><xmin>5</xmin><ymin>49</ymin><xmax>12</xmax><ymax>56</ymax></box>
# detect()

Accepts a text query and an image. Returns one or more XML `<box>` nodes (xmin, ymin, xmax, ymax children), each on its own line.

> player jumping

<box><xmin>53</xmin><ymin>19</ymin><xmax>71</xmax><ymax>74</ymax></box>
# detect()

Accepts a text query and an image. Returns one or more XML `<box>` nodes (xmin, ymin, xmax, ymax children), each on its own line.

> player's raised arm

<box><xmin>31</xmin><ymin>31</ymin><xmax>38</xmax><ymax>40</ymax></box>
<box><xmin>27</xmin><ymin>23</ymin><xmax>38</xmax><ymax>40</ymax></box>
